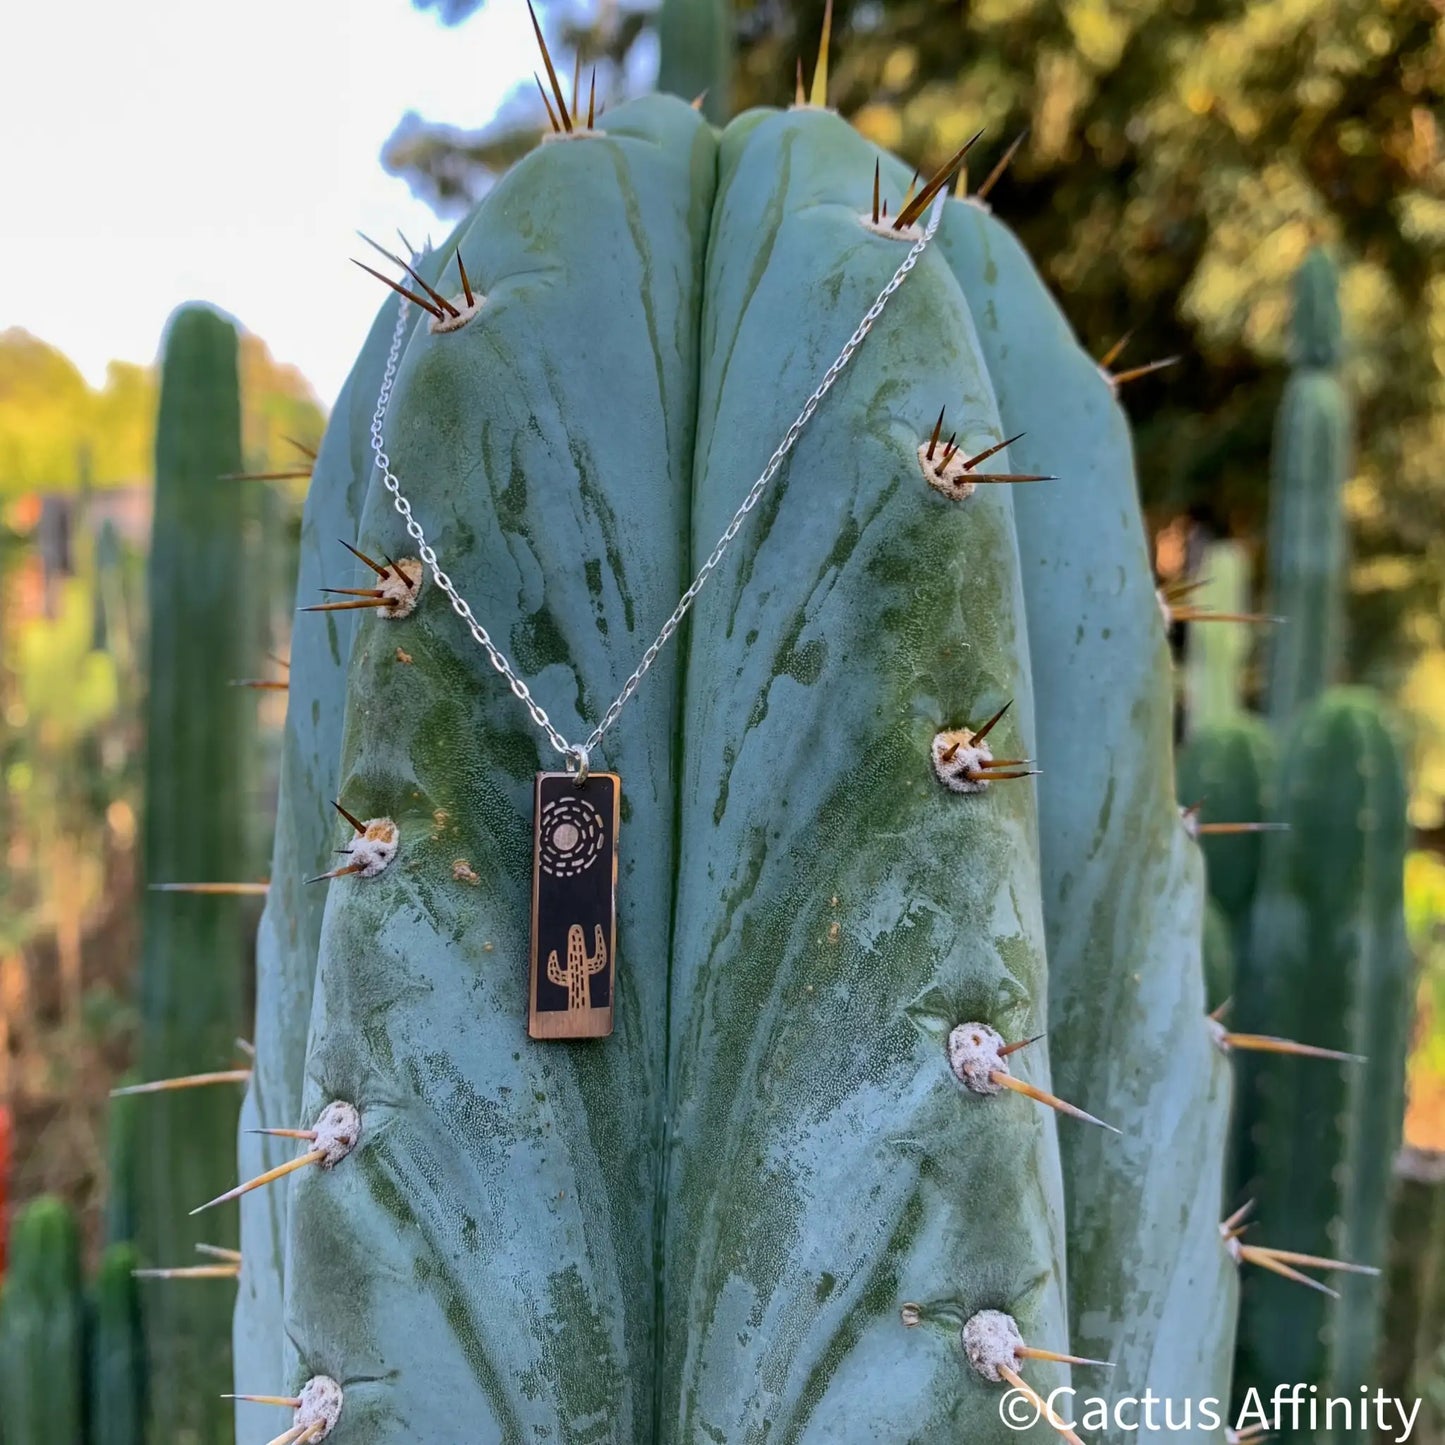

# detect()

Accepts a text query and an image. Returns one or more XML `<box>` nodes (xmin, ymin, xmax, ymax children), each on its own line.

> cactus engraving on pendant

<box><xmin>529</xmin><ymin>772</ymin><xmax>620</xmax><ymax>1039</ymax></box>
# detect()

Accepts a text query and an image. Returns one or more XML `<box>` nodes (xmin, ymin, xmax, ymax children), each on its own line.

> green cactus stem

<box><xmin>92</xmin><ymin>1243</ymin><xmax>147</xmax><ymax>1445</ymax></box>
<box><xmin>269</xmin><ymin>97</ymin><xmax>712</xmax><ymax>1440</ymax></box>
<box><xmin>1184</xmin><ymin>539</ymin><xmax>1253</xmax><ymax>729</ymax></box>
<box><xmin>1264</xmin><ymin>247</ymin><xmax>1351</xmax><ymax>725</ymax></box>
<box><xmin>0</xmin><ymin>1196</ymin><xmax>86</xmax><ymax>1445</ymax></box>
<box><xmin>657</xmin><ymin>0</ymin><xmax>733</xmax><ymax>122</ymax></box>
<box><xmin>1201</xmin><ymin>900</ymin><xmax>1235</xmax><ymax>1015</ymax></box>
<box><xmin>1176</xmin><ymin>718</ymin><xmax>1275</xmax><ymax>948</ymax></box>
<box><xmin>1176</xmin><ymin>717</ymin><xmax>1275</xmax><ymax>1193</ymax></box>
<box><xmin>1236</xmin><ymin>689</ymin><xmax>1412</xmax><ymax>1425</ymax></box>
<box><xmin>138</xmin><ymin>303</ymin><xmax>250</xmax><ymax>1442</ymax></box>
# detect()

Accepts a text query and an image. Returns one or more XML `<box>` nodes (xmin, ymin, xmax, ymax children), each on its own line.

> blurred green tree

<box><xmin>0</xmin><ymin>329</ymin><xmax>324</xmax><ymax>498</ymax></box>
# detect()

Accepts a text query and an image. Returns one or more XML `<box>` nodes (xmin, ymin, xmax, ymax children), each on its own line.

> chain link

<box><xmin>369</xmin><ymin>195</ymin><xmax>946</xmax><ymax>772</ymax></box>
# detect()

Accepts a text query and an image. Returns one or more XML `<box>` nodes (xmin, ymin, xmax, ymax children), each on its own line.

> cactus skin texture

<box><xmin>1264</xmin><ymin>248</ymin><xmax>1351</xmax><ymax>726</ymax></box>
<box><xmin>140</xmin><ymin>302</ymin><xmax>250</xmax><ymax>1443</ymax></box>
<box><xmin>0</xmin><ymin>1196</ymin><xmax>86</xmax><ymax>1444</ymax></box>
<box><xmin>235</xmin><ymin>100</ymin><xmax>1239</xmax><ymax>1441</ymax></box>
<box><xmin>1236</xmin><ymin>689</ymin><xmax>1412</xmax><ymax>1431</ymax></box>
<box><xmin>940</xmin><ymin>199</ymin><xmax>1236</xmax><ymax>1430</ymax></box>
<box><xmin>105</xmin><ymin>1088</ymin><xmax>139</xmax><ymax>1248</ymax></box>
<box><xmin>92</xmin><ymin>1243</ymin><xmax>147</xmax><ymax>1445</ymax></box>
<box><xmin>1184</xmin><ymin>539</ymin><xmax>1253</xmax><ymax>729</ymax></box>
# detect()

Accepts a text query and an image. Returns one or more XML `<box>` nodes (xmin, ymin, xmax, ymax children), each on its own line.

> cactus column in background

<box><xmin>92</xmin><ymin>1243</ymin><xmax>147</xmax><ymax>1445</ymax></box>
<box><xmin>0</xmin><ymin>1196</ymin><xmax>86</xmax><ymax>1444</ymax></box>
<box><xmin>656</xmin><ymin>0</ymin><xmax>733</xmax><ymax>122</ymax></box>
<box><xmin>1237</xmin><ymin>689</ymin><xmax>1411</xmax><ymax>1431</ymax></box>
<box><xmin>139</xmin><ymin>304</ymin><xmax>249</xmax><ymax>1443</ymax></box>
<box><xmin>1184</xmin><ymin>538</ymin><xmax>1253</xmax><ymax>730</ymax></box>
<box><xmin>1264</xmin><ymin>247</ymin><xmax>1351</xmax><ymax>726</ymax></box>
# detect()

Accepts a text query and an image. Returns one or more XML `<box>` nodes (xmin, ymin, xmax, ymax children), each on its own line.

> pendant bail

<box><xmin>568</xmin><ymin>745</ymin><xmax>591</xmax><ymax>785</ymax></box>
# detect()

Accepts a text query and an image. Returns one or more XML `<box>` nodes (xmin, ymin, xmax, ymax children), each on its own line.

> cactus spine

<box><xmin>227</xmin><ymin>86</ymin><xmax>1240</xmax><ymax>1441</ymax></box>
<box><xmin>665</xmin><ymin>118</ymin><xmax>1073</xmax><ymax>1436</ymax></box>
<box><xmin>0</xmin><ymin>1196</ymin><xmax>86</xmax><ymax>1444</ymax></box>
<box><xmin>1264</xmin><ymin>247</ymin><xmax>1351</xmax><ymax>725</ymax></box>
<box><xmin>1236</xmin><ymin>689</ymin><xmax>1411</xmax><ymax>1422</ymax></box>
<box><xmin>139</xmin><ymin>303</ymin><xmax>249</xmax><ymax>1441</ymax></box>
<box><xmin>92</xmin><ymin>1243</ymin><xmax>147</xmax><ymax>1445</ymax></box>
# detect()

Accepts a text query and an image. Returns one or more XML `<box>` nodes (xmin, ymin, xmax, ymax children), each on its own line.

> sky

<box><xmin>2</xmin><ymin>0</ymin><xmax>554</xmax><ymax>406</ymax></box>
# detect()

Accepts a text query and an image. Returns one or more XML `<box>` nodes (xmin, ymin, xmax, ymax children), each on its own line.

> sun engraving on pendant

<box><xmin>539</xmin><ymin>796</ymin><xmax>606</xmax><ymax>878</ymax></box>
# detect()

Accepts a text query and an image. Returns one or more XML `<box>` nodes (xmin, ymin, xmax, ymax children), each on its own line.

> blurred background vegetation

<box><xmin>0</xmin><ymin>326</ymin><xmax>321</xmax><ymax>1261</ymax></box>
<box><xmin>1</xmin><ymin>0</ymin><xmax>1442</xmax><ymax>1388</ymax></box>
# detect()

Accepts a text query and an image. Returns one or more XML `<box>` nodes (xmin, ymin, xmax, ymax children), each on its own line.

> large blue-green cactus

<box><xmin>1184</xmin><ymin>540</ymin><xmax>1254</xmax><ymax>729</ymax></box>
<box><xmin>222</xmin><ymin>94</ymin><xmax>1239</xmax><ymax>1443</ymax></box>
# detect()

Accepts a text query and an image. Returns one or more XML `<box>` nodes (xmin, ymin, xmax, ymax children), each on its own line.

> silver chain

<box><xmin>370</xmin><ymin>196</ymin><xmax>946</xmax><ymax>777</ymax></box>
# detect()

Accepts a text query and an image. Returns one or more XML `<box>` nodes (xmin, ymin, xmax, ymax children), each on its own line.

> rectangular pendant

<box><xmin>528</xmin><ymin>770</ymin><xmax>621</xmax><ymax>1040</ymax></box>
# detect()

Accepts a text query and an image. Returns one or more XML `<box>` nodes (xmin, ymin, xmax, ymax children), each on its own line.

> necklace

<box><xmin>367</xmin><ymin>196</ymin><xmax>945</xmax><ymax>1039</ymax></box>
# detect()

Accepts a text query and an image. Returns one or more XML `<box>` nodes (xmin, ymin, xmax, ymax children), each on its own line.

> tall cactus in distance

<box><xmin>1184</xmin><ymin>539</ymin><xmax>1254</xmax><ymax>730</ymax></box>
<box><xmin>1176</xmin><ymin>718</ymin><xmax>1276</xmax><ymax>1193</ymax></box>
<box><xmin>92</xmin><ymin>1243</ymin><xmax>148</xmax><ymax>1445</ymax></box>
<box><xmin>1381</xmin><ymin>1148</ymin><xmax>1445</xmax><ymax>1416</ymax></box>
<box><xmin>1264</xmin><ymin>246</ymin><xmax>1351</xmax><ymax>725</ymax></box>
<box><xmin>139</xmin><ymin>303</ymin><xmax>250</xmax><ymax>1444</ymax></box>
<box><xmin>0</xmin><ymin>1195</ymin><xmax>86</xmax><ymax>1445</ymax></box>
<box><xmin>657</xmin><ymin>0</ymin><xmax>732</xmax><ymax>122</ymax></box>
<box><xmin>1236</xmin><ymin>689</ymin><xmax>1411</xmax><ymax>1431</ymax></box>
